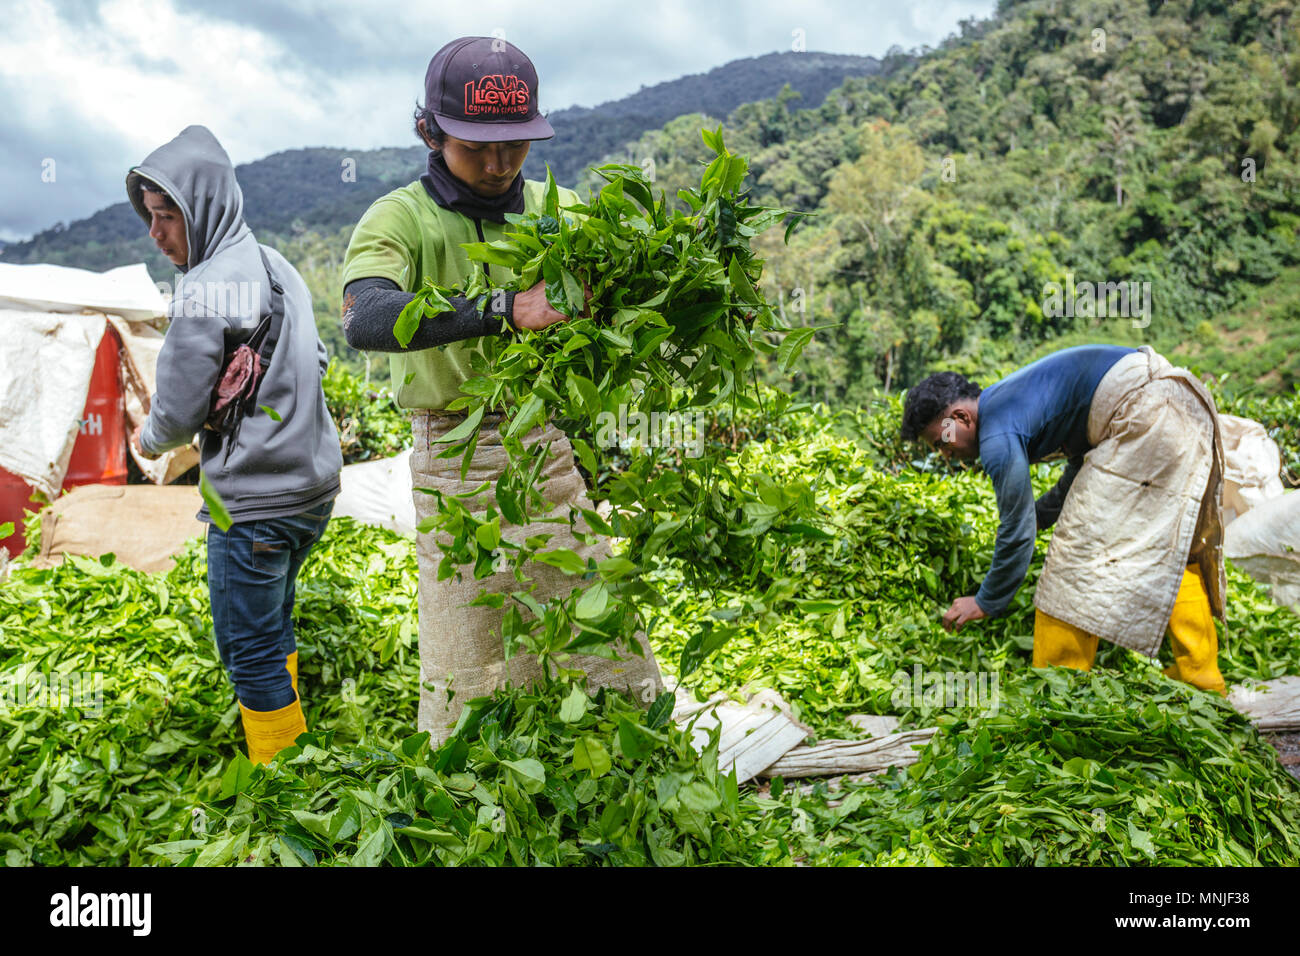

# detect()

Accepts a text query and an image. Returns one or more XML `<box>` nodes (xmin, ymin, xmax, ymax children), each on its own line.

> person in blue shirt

<box><xmin>899</xmin><ymin>344</ymin><xmax>1227</xmax><ymax>693</ymax></box>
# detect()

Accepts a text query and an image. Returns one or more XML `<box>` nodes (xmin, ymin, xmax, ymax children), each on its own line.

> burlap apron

<box><xmin>1033</xmin><ymin>346</ymin><xmax>1226</xmax><ymax>656</ymax></box>
<box><xmin>410</xmin><ymin>410</ymin><xmax>665</xmax><ymax>744</ymax></box>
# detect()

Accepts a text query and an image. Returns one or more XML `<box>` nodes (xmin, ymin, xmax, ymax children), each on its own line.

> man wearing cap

<box><xmin>342</xmin><ymin>37</ymin><xmax>665</xmax><ymax>745</ymax></box>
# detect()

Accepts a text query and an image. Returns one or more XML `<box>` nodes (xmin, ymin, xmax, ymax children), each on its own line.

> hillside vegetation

<box><xmin>583</xmin><ymin>0</ymin><xmax>1299</xmax><ymax>402</ymax></box>
<box><xmin>4</xmin><ymin>1</ymin><xmax>1296</xmax><ymax>403</ymax></box>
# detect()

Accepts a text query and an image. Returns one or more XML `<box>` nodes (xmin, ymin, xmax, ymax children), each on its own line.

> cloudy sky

<box><xmin>0</xmin><ymin>0</ymin><xmax>995</xmax><ymax>242</ymax></box>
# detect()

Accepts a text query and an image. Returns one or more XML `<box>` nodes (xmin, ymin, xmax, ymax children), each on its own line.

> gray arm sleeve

<box><xmin>341</xmin><ymin>276</ymin><xmax>517</xmax><ymax>352</ymax></box>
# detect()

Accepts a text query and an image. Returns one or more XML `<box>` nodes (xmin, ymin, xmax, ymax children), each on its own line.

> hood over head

<box><xmin>126</xmin><ymin>125</ymin><xmax>249</xmax><ymax>272</ymax></box>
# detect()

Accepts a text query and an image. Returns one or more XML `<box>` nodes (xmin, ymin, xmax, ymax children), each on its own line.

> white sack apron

<box><xmin>1033</xmin><ymin>346</ymin><xmax>1226</xmax><ymax>656</ymax></box>
<box><xmin>410</xmin><ymin>410</ymin><xmax>666</xmax><ymax>744</ymax></box>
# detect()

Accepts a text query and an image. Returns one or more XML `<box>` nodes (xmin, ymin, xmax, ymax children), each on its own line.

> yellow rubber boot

<box><xmin>239</xmin><ymin>697</ymin><xmax>307</xmax><ymax>765</ymax></box>
<box><xmin>1163</xmin><ymin>565</ymin><xmax>1227</xmax><ymax>695</ymax></box>
<box><xmin>1033</xmin><ymin>609</ymin><xmax>1099</xmax><ymax>671</ymax></box>
<box><xmin>286</xmin><ymin>651</ymin><xmax>299</xmax><ymax>698</ymax></box>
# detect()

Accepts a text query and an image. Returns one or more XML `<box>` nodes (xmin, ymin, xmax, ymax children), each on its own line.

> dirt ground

<box><xmin>1268</xmin><ymin>732</ymin><xmax>1300</xmax><ymax>782</ymax></box>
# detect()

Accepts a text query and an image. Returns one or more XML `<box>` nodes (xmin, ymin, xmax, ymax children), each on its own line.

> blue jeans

<box><xmin>207</xmin><ymin>500</ymin><xmax>333</xmax><ymax>711</ymax></box>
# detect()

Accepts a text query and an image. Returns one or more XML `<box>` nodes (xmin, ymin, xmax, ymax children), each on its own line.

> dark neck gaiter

<box><xmin>420</xmin><ymin>150</ymin><xmax>525</xmax><ymax>224</ymax></box>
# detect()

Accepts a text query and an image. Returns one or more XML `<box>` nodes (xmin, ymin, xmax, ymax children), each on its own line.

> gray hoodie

<box><xmin>126</xmin><ymin>125</ymin><xmax>341</xmax><ymax>524</ymax></box>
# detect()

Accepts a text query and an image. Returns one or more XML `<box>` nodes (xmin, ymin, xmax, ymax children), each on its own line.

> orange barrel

<box><xmin>64</xmin><ymin>322</ymin><xmax>127</xmax><ymax>489</ymax></box>
<box><xmin>0</xmin><ymin>468</ymin><xmax>38</xmax><ymax>557</ymax></box>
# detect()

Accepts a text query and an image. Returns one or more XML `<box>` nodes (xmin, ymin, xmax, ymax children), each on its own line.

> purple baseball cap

<box><xmin>424</xmin><ymin>37</ymin><xmax>555</xmax><ymax>142</ymax></box>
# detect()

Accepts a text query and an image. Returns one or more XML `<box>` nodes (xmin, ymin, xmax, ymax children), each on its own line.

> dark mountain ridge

<box><xmin>1</xmin><ymin>50</ymin><xmax>881</xmax><ymax>272</ymax></box>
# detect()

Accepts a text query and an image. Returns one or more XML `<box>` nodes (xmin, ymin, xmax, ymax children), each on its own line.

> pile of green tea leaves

<box><xmin>2</xmin><ymin>395</ymin><xmax>1299</xmax><ymax>866</ymax></box>
<box><xmin>0</xmin><ymin>519</ymin><xmax>418</xmax><ymax>865</ymax></box>
<box><xmin>645</xmin><ymin>398</ymin><xmax>1300</xmax><ymax>865</ymax></box>
<box><xmin>0</xmin><ymin>515</ymin><xmax>805</xmax><ymax>866</ymax></box>
<box><xmin>0</xmin><ymin>508</ymin><xmax>805</xmax><ymax>868</ymax></box>
<box><xmin>776</xmin><ymin>665</ymin><xmax>1300</xmax><ymax>866</ymax></box>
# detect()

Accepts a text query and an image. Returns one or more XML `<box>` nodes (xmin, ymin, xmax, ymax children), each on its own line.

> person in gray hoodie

<box><xmin>125</xmin><ymin>125</ymin><xmax>343</xmax><ymax>764</ymax></box>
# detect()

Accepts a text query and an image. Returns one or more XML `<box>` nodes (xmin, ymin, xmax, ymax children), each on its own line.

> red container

<box><xmin>0</xmin><ymin>322</ymin><xmax>126</xmax><ymax>559</ymax></box>
<box><xmin>0</xmin><ymin>468</ymin><xmax>37</xmax><ymax>558</ymax></box>
<box><xmin>64</xmin><ymin>323</ymin><xmax>127</xmax><ymax>489</ymax></box>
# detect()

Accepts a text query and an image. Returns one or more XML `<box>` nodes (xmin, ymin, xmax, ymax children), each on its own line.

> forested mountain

<box><xmin>5</xmin><ymin>0</ymin><xmax>1297</xmax><ymax>403</ymax></box>
<box><xmin>0</xmin><ymin>50</ymin><xmax>880</xmax><ymax>275</ymax></box>
<box><xmin>525</xmin><ymin>50</ymin><xmax>882</xmax><ymax>186</ymax></box>
<box><xmin>597</xmin><ymin>0</ymin><xmax>1298</xmax><ymax>402</ymax></box>
<box><xmin>2</xmin><ymin>148</ymin><xmax>424</xmax><ymax>278</ymax></box>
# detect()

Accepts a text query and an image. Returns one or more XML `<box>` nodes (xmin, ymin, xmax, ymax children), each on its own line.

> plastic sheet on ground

<box><xmin>1220</xmin><ymin>413</ymin><xmax>1286</xmax><ymax>523</ymax></box>
<box><xmin>846</xmin><ymin>714</ymin><xmax>902</xmax><ymax>737</ymax></box>
<box><xmin>1229</xmin><ymin>676</ymin><xmax>1300</xmax><ymax>732</ymax></box>
<box><xmin>333</xmin><ymin>448</ymin><xmax>416</xmax><ymax>536</ymax></box>
<box><xmin>760</xmin><ymin>728</ymin><xmax>939</xmax><ymax>779</ymax></box>
<box><xmin>671</xmin><ymin>685</ymin><xmax>811</xmax><ymax>784</ymax></box>
<box><xmin>1224</xmin><ymin>490</ymin><xmax>1300</xmax><ymax>613</ymax></box>
<box><xmin>669</xmin><ymin>682</ymin><xmax>934</xmax><ymax>783</ymax></box>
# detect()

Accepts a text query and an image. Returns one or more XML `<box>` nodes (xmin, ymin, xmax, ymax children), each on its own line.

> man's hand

<box><xmin>941</xmin><ymin>596</ymin><xmax>987</xmax><ymax>632</ymax></box>
<box><xmin>131</xmin><ymin>423</ymin><xmax>158</xmax><ymax>461</ymax></box>
<box><xmin>511</xmin><ymin>280</ymin><xmax>591</xmax><ymax>331</ymax></box>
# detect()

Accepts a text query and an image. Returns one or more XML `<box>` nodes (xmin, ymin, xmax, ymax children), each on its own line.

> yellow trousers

<box><xmin>1032</xmin><ymin>564</ymin><xmax>1227</xmax><ymax>694</ymax></box>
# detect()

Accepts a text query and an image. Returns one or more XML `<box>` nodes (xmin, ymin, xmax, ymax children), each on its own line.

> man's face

<box><xmin>440</xmin><ymin>134</ymin><xmax>530</xmax><ymax>197</ymax></box>
<box><xmin>921</xmin><ymin>405</ymin><xmax>979</xmax><ymax>461</ymax></box>
<box><xmin>141</xmin><ymin>190</ymin><xmax>188</xmax><ymax>267</ymax></box>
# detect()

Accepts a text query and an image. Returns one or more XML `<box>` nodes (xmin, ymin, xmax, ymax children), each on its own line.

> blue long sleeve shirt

<box><xmin>973</xmin><ymin>345</ymin><xmax>1137</xmax><ymax>616</ymax></box>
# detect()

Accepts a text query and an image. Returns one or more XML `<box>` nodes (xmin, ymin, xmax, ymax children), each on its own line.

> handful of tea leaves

<box><xmin>396</xmin><ymin>128</ymin><xmax>818</xmax><ymax>678</ymax></box>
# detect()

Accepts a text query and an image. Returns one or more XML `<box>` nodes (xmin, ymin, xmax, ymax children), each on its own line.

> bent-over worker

<box><xmin>900</xmin><ymin>344</ymin><xmax>1227</xmax><ymax>694</ymax></box>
